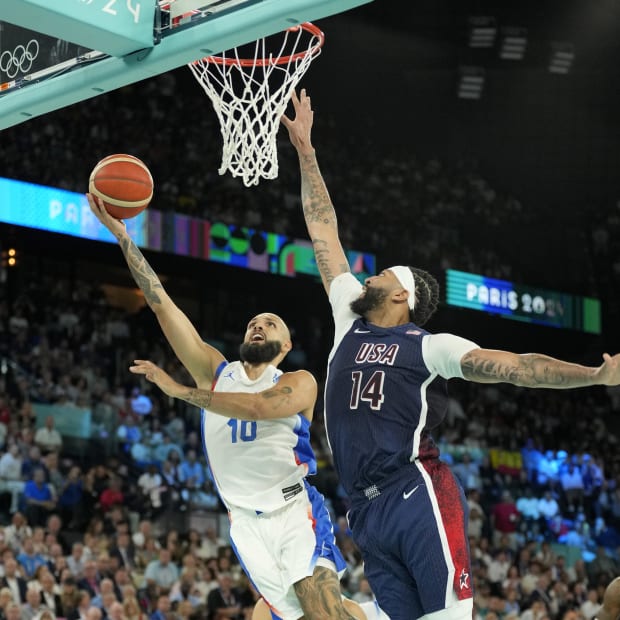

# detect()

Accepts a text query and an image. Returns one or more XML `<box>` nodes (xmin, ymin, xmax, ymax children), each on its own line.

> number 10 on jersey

<box><xmin>228</xmin><ymin>419</ymin><xmax>257</xmax><ymax>443</ymax></box>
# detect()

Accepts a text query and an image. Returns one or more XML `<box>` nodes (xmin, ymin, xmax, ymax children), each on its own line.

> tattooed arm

<box><xmin>130</xmin><ymin>359</ymin><xmax>318</xmax><ymax>421</ymax></box>
<box><xmin>461</xmin><ymin>348</ymin><xmax>620</xmax><ymax>388</ymax></box>
<box><xmin>86</xmin><ymin>194</ymin><xmax>224</xmax><ymax>385</ymax></box>
<box><xmin>282</xmin><ymin>89</ymin><xmax>350</xmax><ymax>294</ymax></box>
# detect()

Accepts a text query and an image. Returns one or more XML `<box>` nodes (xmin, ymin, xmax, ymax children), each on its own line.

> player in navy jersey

<box><xmin>87</xmin><ymin>194</ymin><xmax>367</xmax><ymax>620</ymax></box>
<box><xmin>281</xmin><ymin>89</ymin><xmax>620</xmax><ymax>620</ymax></box>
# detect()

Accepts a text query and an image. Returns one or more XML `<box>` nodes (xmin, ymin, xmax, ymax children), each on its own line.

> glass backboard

<box><xmin>0</xmin><ymin>0</ymin><xmax>373</xmax><ymax>130</ymax></box>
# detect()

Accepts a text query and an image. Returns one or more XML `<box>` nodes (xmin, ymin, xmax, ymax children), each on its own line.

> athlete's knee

<box><xmin>343</xmin><ymin>598</ymin><xmax>369</xmax><ymax>620</ymax></box>
<box><xmin>252</xmin><ymin>599</ymin><xmax>272</xmax><ymax>620</ymax></box>
<box><xmin>293</xmin><ymin>567</ymin><xmax>359</xmax><ymax>620</ymax></box>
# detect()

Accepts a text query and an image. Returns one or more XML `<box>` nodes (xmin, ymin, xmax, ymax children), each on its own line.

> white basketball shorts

<box><xmin>228</xmin><ymin>482</ymin><xmax>346</xmax><ymax>620</ymax></box>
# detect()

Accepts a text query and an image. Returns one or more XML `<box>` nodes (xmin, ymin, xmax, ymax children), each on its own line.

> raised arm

<box><xmin>282</xmin><ymin>89</ymin><xmax>350</xmax><ymax>294</ymax></box>
<box><xmin>129</xmin><ymin>360</ymin><xmax>318</xmax><ymax>421</ymax></box>
<box><xmin>461</xmin><ymin>348</ymin><xmax>620</xmax><ymax>388</ymax></box>
<box><xmin>87</xmin><ymin>194</ymin><xmax>224</xmax><ymax>386</ymax></box>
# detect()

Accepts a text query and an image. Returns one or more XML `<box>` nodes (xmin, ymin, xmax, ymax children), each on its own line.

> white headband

<box><xmin>388</xmin><ymin>266</ymin><xmax>416</xmax><ymax>311</ymax></box>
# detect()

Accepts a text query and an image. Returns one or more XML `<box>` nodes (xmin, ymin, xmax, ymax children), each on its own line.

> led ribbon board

<box><xmin>446</xmin><ymin>269</ymin><xmax>601</xmax><ymax>334</ymax></box>
<box><xmin>0</xmin><ymin>176</ymin><xmax>375</xmax><ymax>282</ymax></box>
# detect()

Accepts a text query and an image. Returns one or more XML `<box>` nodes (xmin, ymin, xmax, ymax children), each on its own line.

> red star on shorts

<box><xmin>459</xmin><ymin>568</ymin><xmax>470</xmax><ymax>590</ymax></box>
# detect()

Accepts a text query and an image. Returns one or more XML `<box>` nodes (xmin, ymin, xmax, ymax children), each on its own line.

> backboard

<box><xmin>0</xmin><ymin>0</ymin><xmax>373</xmax><ymax>131</ymax></box>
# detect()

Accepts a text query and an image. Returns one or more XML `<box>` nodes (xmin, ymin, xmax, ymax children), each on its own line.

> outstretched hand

<box><xmin>86</xmin><ymin>193</ymin><xmax>127</xmax><ymax>238</ymax></box>
<box><xmin>597</xmin><ymin>353</ymin><xmax>620</xmax><ymax>386</ymax></box>
<box><xmin>129</xmin><ymin>360</ymin><xmax>182</xmax><ymax>398</ymax></box>
<box><xmin>281</xmin><ymin>88</ymin><xmax>315</xmax><ymax>154</ymax></box>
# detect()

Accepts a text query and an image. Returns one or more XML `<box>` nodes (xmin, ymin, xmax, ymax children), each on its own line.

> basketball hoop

<box><xmin>188</xmin><ymin>22</ymin><xmax>324</xmax><ymax>187</ymax></box>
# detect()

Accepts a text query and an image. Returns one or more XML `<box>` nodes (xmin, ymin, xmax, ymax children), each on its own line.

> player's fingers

<box><xmin>281</xmin><ymin>114</ymin><xmax>292</xmax><ymax>127</ymax></box>
<box><xmin>92</xmin><ymin>196</ymin><xmax>108</xmax><ymax>215</ymax></box>
<box><xmin>291</xmin><ymin>89</ymin><xmax>300</xmax><ymax>105</ymax></box>
<box><xmin>86</xmin><ymin>193</ymin><xmax>100</xmax><ymax>211</ymax></box>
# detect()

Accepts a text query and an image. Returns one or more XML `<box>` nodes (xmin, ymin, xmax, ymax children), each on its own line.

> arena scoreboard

<box><xmin>446</xmin><ymin>269</ymin><xmax>601</xmax><ymax>335</ymax></box>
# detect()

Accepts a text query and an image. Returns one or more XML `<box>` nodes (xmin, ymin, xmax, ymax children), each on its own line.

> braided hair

<box><xmin>408</xmin><ymin>266</ymin><xmax>440</xmax><ymax>326</ymax></box>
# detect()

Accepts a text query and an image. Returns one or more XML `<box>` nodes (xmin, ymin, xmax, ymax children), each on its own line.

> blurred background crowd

<box><xmin>0</xmin><ymin>227</ymin><xmax>618</xmax><ymax>620</ymax></box>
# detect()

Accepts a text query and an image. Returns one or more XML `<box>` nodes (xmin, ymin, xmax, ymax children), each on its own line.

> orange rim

<box><xmin>195</xmin><ymin>22</ymin><xmax>324</xmax><ymax>67</ymax></box>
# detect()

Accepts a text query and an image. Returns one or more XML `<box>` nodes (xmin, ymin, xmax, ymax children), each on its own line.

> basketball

<box><xmin>89</xmin><ymin>154</ymin><xmax>153</xmax><ymax>219</ymax></box>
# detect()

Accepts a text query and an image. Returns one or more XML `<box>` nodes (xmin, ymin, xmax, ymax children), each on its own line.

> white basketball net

<box><xmin>188</xmin><ymin>24</ymin><xmax>323</xmax><ymax>187</ymax></box>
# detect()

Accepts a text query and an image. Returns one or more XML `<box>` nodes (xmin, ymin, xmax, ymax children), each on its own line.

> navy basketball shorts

<box><xmin>348</xmin><ymin>460</ymin><xmax>473</xmax><ymax>620</ymax></box>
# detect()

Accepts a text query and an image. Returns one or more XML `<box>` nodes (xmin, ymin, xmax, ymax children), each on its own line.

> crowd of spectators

<box><xmin>0</xmin><ymin>256</ymin><xmax>618</xmax><ymax>620</ymax></box>
<box><xmin>0</xmin><ymin>70</ymin><xmax>536</xmax><ymax>287</ymax></box>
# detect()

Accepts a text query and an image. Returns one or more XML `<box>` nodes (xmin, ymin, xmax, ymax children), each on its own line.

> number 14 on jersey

<box><xmin>350</xmin><ymin>370</ymin><xmax>385</xmax><ymax>411</ymax></box>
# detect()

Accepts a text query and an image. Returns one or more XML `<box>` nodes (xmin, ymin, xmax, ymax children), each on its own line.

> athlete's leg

<box><xmin>294</xmin><ymin>565</ymin><xmax>362</xmax><ymax>620</ymax></box>
<box><xmin>232</xmin><ymin>484</ymin><xmax>357</xmax><ymax>620</ymax></box>
<box><xmin>252</xmin><ymin>598</ymin><xmax>380</xmax><ymax>620</ymax></box>
<box><xmin>361</xmin><ymin>552</ymin><xmax>423</xmax><ymax>620</ymax></box>
<box><xmin>344</xmin><ymin>600</ymin><xmax>370</xmax><ymax>619</ymax></box>
<box><xmin>252</xmin><ymin>598</ymin><xmax>278</xmax><ymax>620</ymax></box>
<box><xmin>348</xmin><ymin>494</ymin><xmax>423</xmax><ymax>620</ymax></box>
<box><xmin>253</xmin><ymin>592</ymin><xmax>388</xmax><ymax>620</ymax></box>
<box><xmin>411</xmin><ymin>459</ymin><xmax>473</xmax><ymax>617</ymax></box>
<box><xmin>349</xmin><ymin>465</ymin><xmax>471</xmax><ymax>620</ymax></box>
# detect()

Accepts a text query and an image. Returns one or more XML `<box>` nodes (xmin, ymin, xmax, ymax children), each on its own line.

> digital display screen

<box><xmin>446</xmin><ymin>269</ymin><xmax>601</xmax><ymax>334</ymax></box>
<box><xmin>0</xmin><ymin>176</ymin><xmax>148</xmax><ymax>244</ymax></box>
<box><xmin>0</xmin><ymin>177</ymin><xmax>375</xmax><ymax>281</ymax></box>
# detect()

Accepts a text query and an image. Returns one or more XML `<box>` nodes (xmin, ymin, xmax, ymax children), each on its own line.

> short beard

<box><xmin>350</xmin><ymin>286</ymin><xmax>389</xmax><ymax>317</ymax></box>
<box><xmin>239</xmin><ymin>340</ymin><xmax>282</xmax><ymax>364</ymax></box>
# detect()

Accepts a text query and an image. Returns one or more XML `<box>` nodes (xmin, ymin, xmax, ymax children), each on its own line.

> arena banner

<box><xmin>33</xmin><ymin>403</ymin><xmax>91</xmax><ymax>439</ymax></box>
<box><xmin>0</xmin><ymin>177</ymin><xmax>148</xmax><ymax>244</ymax></box>
<box><xmin>446</xmin><ymin>269</ymin><xmax>601</xmax><ymax>334</ymax></box>
<box><xmin>488</xmin><ymin>448</ymin><xmax>523</xmax><ymax>477</ymax></box>
<box><xmin>0</xmin><ymin>176</ymin><xmax>375</xmax><ymax>281</ymax></box>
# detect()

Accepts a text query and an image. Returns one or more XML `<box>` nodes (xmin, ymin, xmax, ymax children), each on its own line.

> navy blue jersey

<box><xmin>325</xmin><ymin>317</ymin><xmax>448</xmax><ymax>498</ymax></box>
<box><xmin>325</xmin><ymin>273</ymin><xmax>478</xmax><ymax>618</ymax></box>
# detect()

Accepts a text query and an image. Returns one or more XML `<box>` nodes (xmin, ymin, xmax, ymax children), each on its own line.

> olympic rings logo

<box><xmin>0</xmin><ymin>39</ymin><xmax>39</xmax><ymax>79</ymax></box>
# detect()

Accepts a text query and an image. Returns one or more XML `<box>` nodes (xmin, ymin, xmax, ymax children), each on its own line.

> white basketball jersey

<box><xmin>201</xmin><ymin>361</ymin><xmax>316</xmax><ymax>513</ymax></box>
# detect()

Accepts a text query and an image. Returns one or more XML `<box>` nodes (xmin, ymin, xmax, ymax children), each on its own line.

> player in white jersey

<box><xmin>87</xmin><ymin>194</ymin><xmax>363</xmax><ymax>620</ymax></box>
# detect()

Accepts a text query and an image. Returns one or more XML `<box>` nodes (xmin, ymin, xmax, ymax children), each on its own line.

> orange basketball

<box><xmin>89</xmin><ymin>154</ymin><xmax>153</xmax><ymax>219</ymax></box>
